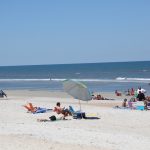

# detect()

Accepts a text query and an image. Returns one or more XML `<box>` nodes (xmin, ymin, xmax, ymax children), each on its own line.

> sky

<box><xmin>0</xmin><ymin>0</ymin><xmax>150</xmax><ymax>66</ymax></box>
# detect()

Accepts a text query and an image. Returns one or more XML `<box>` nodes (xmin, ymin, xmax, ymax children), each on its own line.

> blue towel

<box><xmin>33</xmin><ymin>108</ymin><xmax>52</xmax><ymax>114</ymax></box>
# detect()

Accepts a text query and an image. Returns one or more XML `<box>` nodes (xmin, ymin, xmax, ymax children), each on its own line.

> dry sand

<box><xmin>0</xmin><ymin>90</ymin><xmax>150</xmax><ymax>150</ymax></box>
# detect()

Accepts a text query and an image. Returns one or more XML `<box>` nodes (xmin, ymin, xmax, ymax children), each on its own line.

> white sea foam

<box><xmin>116</xmin><ymin>77</ymin><xmax>150</xmax><ymax>83</ymax></box>
<box><xmin>0</xmin><ymin>78</ymin><xmax>150</xmax><ymax>83</ymax></box>
<box><xmin>116</xmin><ymin>77</ymin><xmax>126</xmax><ymax>80</ymax></box>
<box><xmin>75</xmin><ymin>72</ymin><xmax>81</xmax><ymax>75</ymax></box>
<box><xmin>126</xmin><ymin>78</ymin><xmax>150</xmax><ymax>81</ymax></box>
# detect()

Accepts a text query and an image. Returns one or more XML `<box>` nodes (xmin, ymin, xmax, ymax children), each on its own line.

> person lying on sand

<box><xmin>37</xmin><ymin>115</ymin><xmax>69</xmax><ymax>122</ymax></box>
<box><xmin>23</xmin><ymin>103</ymin><xmax>38</xmax><ymax>112</ymax></box>
<box><xmin>96</xmin><ymin>94</ymin><xmax>104</xmax><ymax>100</ymax></box>
<box><xmin>92</xmin><ymin>94</ymin><xmax>111</xmax><ymax>100</ymax></box>
<box><xmin>23</xmin><ymin>103</ymin><xmax>52</xmax><ymax>113</ymax></box>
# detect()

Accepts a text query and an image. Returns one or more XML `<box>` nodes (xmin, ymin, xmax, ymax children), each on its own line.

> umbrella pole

<box><xmin>79</xmin><ymin>100</ymin><xmax>82</xmax><ymax>111</ymax></box>
<box><xmin>79</xmin><ymin>100</ymin><xmax>84</xmax><ymax>119</ymax></box>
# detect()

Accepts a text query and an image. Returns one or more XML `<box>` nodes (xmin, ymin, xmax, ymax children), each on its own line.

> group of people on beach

<box><xmin>120</xmin><ymin>87</ymin><xmax>150</xmax><ymax>110</ymax></box>
<box><xmin>91</xmin><ymin>86</ymin><xmax>150</xmax><ymax>110</ymax></box>
<box><xmin>115</xmin><ymin>88</ymin><xmax>135</xmax><ymax>96</ymax></box>
<box><xmin>126</xmin><ymin>88</ymin><xmax>135</xmax><ymax>96</ymax></box>
<box><xmin>24</xmin><ymin>102</ymin><xmax>72</xmax><ymax>121</ymax></box>
<box><xmin>23</xmin><ymin>86</ymin><xmax>150</xmax><ymax>122</ymax></box>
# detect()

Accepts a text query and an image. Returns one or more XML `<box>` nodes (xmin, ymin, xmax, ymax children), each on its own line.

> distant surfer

<box><xmin>49</xmin><ymin>75</ymin><xmax>52</xmax><ymax>81</ymax></box>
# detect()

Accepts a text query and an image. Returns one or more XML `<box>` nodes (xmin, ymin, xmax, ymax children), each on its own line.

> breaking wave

<box><xmin>0</xmin><ymin>77</ymin><xmax>150</xmax><ymax>83</ymax></box>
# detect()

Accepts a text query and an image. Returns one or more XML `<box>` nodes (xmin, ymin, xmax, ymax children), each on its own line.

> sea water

<box><xmin>0</xmin><ymin>61</ymin><xmax>150</xmax><ymax>94</ymax></box>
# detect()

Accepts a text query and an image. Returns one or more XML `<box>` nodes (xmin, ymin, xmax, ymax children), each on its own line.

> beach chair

<box><xmin>69</xmin><ymin>106</ymin><xmax>100</xmax><ymax>119</ymax></box>
<box><xmin>69</xmin><ymin>106</ymin><xmax>86</xmax><ymax>119</ymax></box>
<box><xmin>23</xmin><ymin>103</ymin><xmax>37</xmax><ymax>112</ymax></box>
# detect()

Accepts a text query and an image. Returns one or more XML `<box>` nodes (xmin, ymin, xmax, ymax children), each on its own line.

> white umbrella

<box><xmin>62</xmin><ymin>79</ymin><xmax>92</xmax><ymax>110</ymax></box>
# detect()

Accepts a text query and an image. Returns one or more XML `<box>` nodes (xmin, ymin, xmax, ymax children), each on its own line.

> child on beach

<box><xmin>122</xmin><ymin>99</ymin><xmax>128</xmax><ymax>107</ymax></box>
<box><xmin>114</xmin><ymin>98</ymin><xmax>128</xmax><ymax>109</ymax></box>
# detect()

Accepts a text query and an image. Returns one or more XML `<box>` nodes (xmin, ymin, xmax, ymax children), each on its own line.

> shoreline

<box><xmin>5</xmin><ymin>89</ymin><xmax>132</xmax><ymax>99</ymax></box>
<box><xmin>3</xmin><ymin>89</ymin><xmax>131</xmax><ymax>108</ymax></box>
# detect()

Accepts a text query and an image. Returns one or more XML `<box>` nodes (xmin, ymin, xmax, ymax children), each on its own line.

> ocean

<box><xmin>0</xmin><ymin>61</ymin><xmax>150</xmax><ymax>94</ymax></box>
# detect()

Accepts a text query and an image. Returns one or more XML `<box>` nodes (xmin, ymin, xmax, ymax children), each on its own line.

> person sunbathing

<box><xmin>96</xmin><ymin>94</ymin><xmax>104</xmax><ymax>100</ymax></box>
<box><xmin>115</xmin><ymin>90</ymin><xmax>122</xmax><ymax>96</ymax></box>
<box><xmin>92</xmin><ymin>94</ymin><xmax>110</xmax><ymax>100</ymax></box>
<box><xmin>37</xmin><ymin>115</ymin><xmax>57</xmax><ymax>122</ymax></box>
<box><xmin>23</xmin><ymin>103</ymin><xmax>52</xmax><ymax>113</ymax></box>
<box><xmin>54</xmin><ymin>102</ymin><xmax>72</xmax><ymax>119</ymax></box>
<box><xmin>23</xmin><ymin>103</ymin><xmax>38</xmax><ymax>112</ymax></box>
<box><xmin>37</xmin><ymin>115</ymin><xmax>70</xmax><ymax>122</ymax></box>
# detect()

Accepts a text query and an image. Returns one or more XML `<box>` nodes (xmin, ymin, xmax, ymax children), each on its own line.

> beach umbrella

<box><xmin>62</xmin><ymin>79</ymin><xmax>92</xmax><ymax>110</ymax></box>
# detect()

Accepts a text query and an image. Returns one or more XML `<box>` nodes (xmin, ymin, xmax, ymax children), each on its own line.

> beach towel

<box><xmin>84</xmin><ymin>113</ymin><xmax>100</xmax><ymax>119</ymax></box>
<box><xmin>37</xmin><ymin>116</ymin><xmax>70</xmax><ymax>122</ymax></box>
<box><xmin>23</xmin><ymin>103</ymin><xmax>52</xmax><ymax>114</ymax></box>
<box><xmin>33</xmin><ymin>108</ymin><xmax>52</xmax><ymax>114</ymax></box>
<box><xmin>113</xmin><ymin>106</ymin><xmax>130</xmax><ymax>110</ymax></box>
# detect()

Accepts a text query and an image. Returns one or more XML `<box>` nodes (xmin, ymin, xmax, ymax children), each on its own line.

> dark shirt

<box><xmin>137</xmin><ymin>93</ymin><xmax>145</xmax><ymax>101</ymax></box>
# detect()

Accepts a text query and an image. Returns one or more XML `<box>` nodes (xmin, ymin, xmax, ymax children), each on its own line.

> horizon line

<box><xmin>0</xmin><ymin>60</ymin><xmax>150</xmax><ymax>67</ymax></box>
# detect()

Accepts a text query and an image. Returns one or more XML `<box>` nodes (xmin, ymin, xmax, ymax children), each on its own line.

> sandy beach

<box><xmin>1</xmin><ymin>0</ymin><xmax>150</xmax><ymax>149</ymax></box>
<box><xmin>0</xmin><ymin>90</ymin><xmax>150</xmax><ymax>150</ymax></box>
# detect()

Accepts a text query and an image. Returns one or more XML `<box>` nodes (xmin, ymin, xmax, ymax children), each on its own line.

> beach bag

<box><xmin>49</xmin><ymin>115</ymin><xmax>56</xmax><ymax>121</ymax></box>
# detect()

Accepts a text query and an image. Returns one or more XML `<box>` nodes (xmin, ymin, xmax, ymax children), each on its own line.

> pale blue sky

<box><xmin>0</xmin><ymin>0</ymin><xmax>150</xmax><ymax>66</ymax></box>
